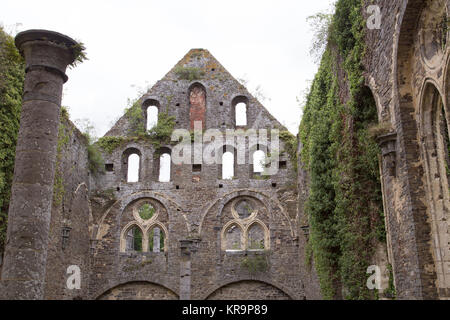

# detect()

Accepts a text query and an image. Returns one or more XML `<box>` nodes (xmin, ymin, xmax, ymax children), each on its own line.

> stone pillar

<box><xmin>179</xmin><ymin>240</ymin><xmax>192</xmax><ymax>300</ymax></box>
<box><xmin>0</xmin><ymin>30</ymin><xmax>78</xmax><ymax>300</ymax></box>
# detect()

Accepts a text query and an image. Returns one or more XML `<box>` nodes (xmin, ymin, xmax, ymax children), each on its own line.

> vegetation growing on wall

<box><xmin>299</xmin><ymin>0</ymin><xmax>386</xmax><ymax>299</ymax></box>
<box><xmin>96</xmin><ymin>136</ymin><xmax>125</xmax><ymax>154</ymax></box>
<box><xmin>0</xmin><ymin>27</ymin><xmax>24</xmax><ymax>252</ymax></box>
<box><xmin>53</xmin><ymin>107</ymin><xmax>73</xmax><ymax>207</ymax></box>
<box><xmin>174</xmin><ymin>66</ymin><xmax>205</xmax><ymax>81</ymax></box>
<box><xmin>279</xmin><ymin>130</ymin><xmax>298</xmax><ymax>171</ymax></box>
<box><xmin>123</xmin><ymin>98</ymin><xmax>176</xmax><ymax>151</ymax></box>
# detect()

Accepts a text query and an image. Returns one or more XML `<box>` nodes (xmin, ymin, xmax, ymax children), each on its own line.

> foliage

<box><xmin>53</xmin><ymin>108</ymin><xmax>73</xmax><ymax>207</ymax></box>
<box><xmin>440</xmin><ymin>14</ymin><xmax>448</xmax><ymax>50</ymax></box>
<box><xmin>69</xmin><ymin>41</ymin><xmax>88</xmax><ymax>69</ymax></box>
<box><xmin>299</xmin><ymin>0</ymin><xmax>386</xmax><ymax>300</ymax></box>
<box><xmin>96</xmin><ymin>136</ymin><xmax>124</xmax><ymax>154</ymax></box>
<box><xmin>121</xmin><ymin>94</ymin><xmax>176</xmax><ymax>152</ymax></box>
<box><xmin>174</xmin><ymin>66</ymin><xmax>205</xmax><ymax>81</ymax></box>
<box><xmin>368</xmin><ymin>122</ymin><xmax>393</xmax><ymax>139</ymax></box>
<box><xmin>139</xmin><ymin>203</ymin><xmax>155</xmax><ymax>220</ymax></box>
<box><xmin>307</xmin><ymin>12</ymin><xmax>333</xmax><ymax>64</ymax></box>
<box><xmin>0</xmin><ymin>27</ymin><xmax>25</xmax><ymax>252</ymax></box>
<box><xmin>125</xmin><ymin>98</ymin><xmax>146</xmax><ymax>136</ymax></box>
<box><xmin>75</xmin><ymin>118</ymin><xmax>105</xmax><ymax>175</ymax></box>
<box><xmin>147</xmin><ymin>112</ymin><xmax>176</xmax><ymax>151</ymax></box>
<box><xmin>133</xmin><ymin>227</ymin><xmax>143</xmax><ymax>252</ymax></box>
<box><xmin>148</xmin><ymin>227</ymin><xmax>165</xmax><ymax>252</ymax></box>
<box><xmin>384</xmin><ymin>263</ymin><xmax>396</xmax><ymax>299</ymax></box>
<box><xmin>241</xmin><ymin>253</ymin><xmax>269</xmax><ymax>273</ymax></box>
<box><xmin>279</xmin><ymin>130</ymin><xmax>298</xmax><ymax>171</ymax></box>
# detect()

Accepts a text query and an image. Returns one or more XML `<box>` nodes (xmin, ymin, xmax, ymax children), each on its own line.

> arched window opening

<box><xmin>224</xmin><ymin>224</ymin><xmax>243</xmax><ymax>251</ymax></box>
<box><xmin>146</xmin><ymin>105</ymin><xmax>158</xmax><ymax>130</ymax></box>
<box><xmin>127</xmin><ymin>153</ymin><xmax>140</xmax><ymax>183</ymax></box>
<box><xmin>189</xmin><ymin>83</ymin><xmax>206</xmax><ymax>130</ymax></box>
<box><xmin>235</xmin><ymin>102</ymin><xmax>247</xmax><ymax>126</ymax></box>
<box><xmin>159</xmin><ymin>153</ymin><xmax>171</xmax><ymax>182</ymax></box>
<box><xmin>148</xmin><ymin>226</ymin><xmax>165</xmax><ymax>253</ymax></box>
<box><xmin>126</xmin><ymin>226</ymin><xmax>143</xmax><ymax>252</ymax></box>
<box><xmin>222</xmin><ymin>152</ymin><xmax>234</xmax><ymax>180</ymax></box>
<box><xmin>253</xmin><ymin>150</ymin><xmax>266</xmax><ymax>174</ymax></box>
<box><xmin>247</xmin><ymin>223</ymin><xmax>265</xmax><ymax>250</ymax></box>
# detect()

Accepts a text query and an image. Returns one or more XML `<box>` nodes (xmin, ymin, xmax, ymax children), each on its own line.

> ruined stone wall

<box><xmin>86</xmin><ymin>49</ymin><xmax>319</xmax><ymax>300</ymax></box>
<box><xmin>362</xmin><ymin>0</ymin><xmax>450</xmax><ymax>299</ymax></box>
<box><xmin>44</xmin><ymin>117</ymin><xmax>91</xmax><ymax>299</ymax></box>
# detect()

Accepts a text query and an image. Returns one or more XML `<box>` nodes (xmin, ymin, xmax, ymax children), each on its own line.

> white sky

<box><xmin>2</xmin><ymin>0</ymin><xmax>334</xmax><ymax>136</ymax></box>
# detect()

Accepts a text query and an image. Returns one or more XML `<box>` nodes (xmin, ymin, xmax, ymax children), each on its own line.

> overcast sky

<box><xmin>2</xmin><ymin>0</ymin><xmax>334</xmax><ymax>136</ymax></box>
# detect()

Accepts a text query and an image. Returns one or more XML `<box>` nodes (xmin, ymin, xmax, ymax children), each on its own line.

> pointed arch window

<box><xmin>126</xmin><ymin>225</ymin><xmax>143</xmax><ymax>252</ymax></box>
<box><xmin>224</xmin><ymin>223</ymin><xmax>243</xmax><ymax>251</ymax></box>
<box><xmin>247</xmin><ymin>222</ymin><xmax>265</xmax><ymax>250</ymax></box>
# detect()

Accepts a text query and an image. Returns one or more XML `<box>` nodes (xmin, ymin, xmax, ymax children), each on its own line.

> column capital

<box><xmin>15</xmin><ymin>29</ymin><xmax>80</xmax><ymax>82</ymax></box>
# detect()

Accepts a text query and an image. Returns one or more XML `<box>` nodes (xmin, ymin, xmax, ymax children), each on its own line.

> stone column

<box><xmin>0</xmin><ymin>30</ymin><xmax>78</xmax><ymax>299</ymax></box>
<box><xmin>179</xmin><ymin>240</ymin><xmax>193</xmax><ymax>300</ymax></box>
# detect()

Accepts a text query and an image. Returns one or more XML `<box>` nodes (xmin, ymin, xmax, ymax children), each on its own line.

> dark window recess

<box><xmin>272</xmin><ymin>183</ymin><xmax>277</xmax><ymax>188</ymax></box>
<box><xmin>117</xmin><ymin>187</ymin><xmax>120</xmax><ymax>191</ymax></box>
<box><xmin>192</xmin><ymin>164</ymin><xmax>202</xmax><ymax>172</ymax></box>
<box><xmin>176</xmin><ymin>185</ymin><xmax>180</xmax><ymax>190</ymax></box>
<box><xmin>62</xmin><ymin>227</ymin><xmax>71</xmax><ymax>250</ymax></box>
<box><xmin>105</xmin><ymin>163</ymin><xmax>114</xmax><ymax>172</ymax></box>
<box><xmin>279</xmin><ymin>161</ymin><xmax>287</xmax><ymax>169</ymax></box>
<box><xmin>219</xmin><ymin>184</ymin><xmax>223</xmax><ymax>188</ymax></box>
<box><xmin>176</xmin><ymin>103</ymin><xmax>180</xmax><ymax>107</ymax></box>
<box><xmin>219</xmin><ymin>102</ymin><xmax>223</xmax><ymax>106</ymax></box>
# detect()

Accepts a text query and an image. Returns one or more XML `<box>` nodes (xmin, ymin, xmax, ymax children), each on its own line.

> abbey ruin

<box><xmin>0</xmin><ymin>0</ymin><xmax>449</xmax><ymax>300</ymax></box>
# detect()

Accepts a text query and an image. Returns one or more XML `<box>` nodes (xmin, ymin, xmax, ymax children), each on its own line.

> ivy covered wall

<box><xmin>0</xmin><ymin>28</ymin><xmax>24</xmax><ymax>252</ymax></box>
<box><xmin>299</xmin><ymin>0</ymin><xmax>386</xmax><ymax>299</ymax></box>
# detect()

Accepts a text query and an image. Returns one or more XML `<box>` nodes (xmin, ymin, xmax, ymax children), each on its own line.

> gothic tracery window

<box><xmin>221</xmin><ymin>197</ymin><xmax>269</xmax><ymax>252</ymax></box>
<box><xmin>120</xmin><ymin>200</ymin><xmax>168</xmax><ymax>253</ymax></box>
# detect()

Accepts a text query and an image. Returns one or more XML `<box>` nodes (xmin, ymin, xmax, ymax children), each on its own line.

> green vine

<box><xmin>0</xmin><ymin>27</ymin><xmax>24</xmax><ymax>252</ymax></box>
<box><xmin>299</xmin><ymin>0</ymin><xmax>386</xmax><ymax>300</ymax></box>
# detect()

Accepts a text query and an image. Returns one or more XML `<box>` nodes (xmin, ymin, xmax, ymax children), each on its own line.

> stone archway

<box><xmin>419</xmin><ymin>81</ymin><xmax>450</xmax><ymax>295</ymax></box>
<box><xmin>97</xmin><ymin>281</ymin><xmax>178</xmax><ymax>300</ymax></box>
<box><xmin>205</xmin><ymin>280</ymin><xmax>292</xmax><ymax>300</ymax></box>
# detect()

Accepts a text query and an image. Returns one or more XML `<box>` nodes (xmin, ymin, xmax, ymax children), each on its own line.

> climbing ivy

<box><xmin>299</xmin><ymin>0</ymin><xmax>386</xmax><ymax>300</ymax></box>
<box><xmin>0</xmin><ymin>27</ymin><xmax>25</xmax><ymax>252</ymax></box>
